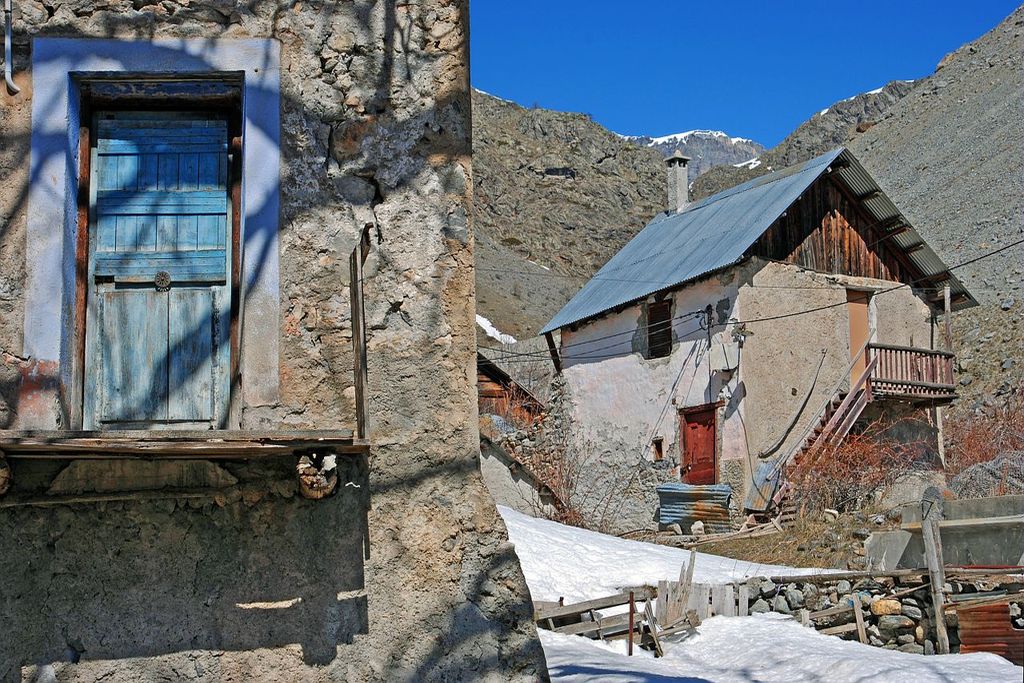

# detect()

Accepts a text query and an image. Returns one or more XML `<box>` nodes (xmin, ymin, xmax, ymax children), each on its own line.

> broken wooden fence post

<box><xmin>737</xmin><ymin>584</ymin><xmax>749</xmax><ymax>616</ymax></box>
<box><xmin>628</xmin><ymin>591</ymin><xmax>635</xmax><ymax>656</ymax></box>
<box><xmin>657</xmin><ymin>580</ymin><xmax>668</xmax><ymax>624</ymax></box>
<box><xmin>852</xmin><ymin>598</ymin><xmax>868</xmax><ymax>644</ymax></box>
<box><xmin>921</xmin><ymin>488</ymin><xmax>950</xmax><ymax>654</ymax></box>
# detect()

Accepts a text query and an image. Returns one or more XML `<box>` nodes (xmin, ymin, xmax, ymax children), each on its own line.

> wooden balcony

<box><xmin>866</xmin><ymin>343</ymin><xmax>957</xmax><ymax>403</ymax></box>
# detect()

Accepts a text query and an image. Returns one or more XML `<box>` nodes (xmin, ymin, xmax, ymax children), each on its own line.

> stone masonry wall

<box><xmin>0</xmin><ymin>2</ymin><xmax>546</xmax><ymax>680</ymax></box>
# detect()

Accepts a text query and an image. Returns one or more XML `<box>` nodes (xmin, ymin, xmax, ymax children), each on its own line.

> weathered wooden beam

<box><xmin>535</xmin><ymin>587</ymin><xmax>655</xmax><ymax>622</ymax></box>
<box><xmin>922</xmin><ymin>489</ymin><xmax>951</xmax><ymax>654</ymax></box>
<box><xmin>544</xmin><ymin>332</ymin><xmax>562</xmax><ymax>374</ymax></box>
<box><xmin>350</xmin><ymin>224</ymin><xmax>371</xmax><ymax>441</ymax></box>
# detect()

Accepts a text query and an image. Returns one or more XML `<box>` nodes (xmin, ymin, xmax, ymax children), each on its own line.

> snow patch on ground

<box><xmin>733</xmin><ymin>157</ymin><xmax>762</xmax><ymax>170</ymax></box>
<box><xmin>503</xmin><ymin>507</ymin><xmax>1021</xmax><ymax>682</ymax></box>
<box><xmin>476</xmin><ymin>315</ymin><xmax>517</xmax><ymax>344</ymax></box>
<box><xmin>541</xmin><ymin>614</ymin><xmax>1020</xmax><ymax>682</ymax></box>
<box><xmin>499</xmin><ymin>506</ymin><xmax>808</xmax><ymax>603</ymax></box>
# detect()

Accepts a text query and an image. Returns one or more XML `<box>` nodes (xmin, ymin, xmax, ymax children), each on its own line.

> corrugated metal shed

<box><xmin>656</xmin><ymin>482</ymin><xmax>733</xmax><ymax>534</ymax></box>
<box><xmin>541</xmin><ymin>147</ymin><xmax>975</xmax><ymax>334</ymax></box>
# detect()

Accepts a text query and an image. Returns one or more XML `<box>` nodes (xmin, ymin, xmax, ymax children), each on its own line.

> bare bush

<box><xmin>791</xmin><ymin>417</ymin><xmax>932</xmax><ymax>512</ymax></box>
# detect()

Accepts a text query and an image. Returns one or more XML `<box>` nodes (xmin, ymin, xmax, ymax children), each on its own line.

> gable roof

<box><xmin>541</xmin><ymin>147</ymin><xmax>975</xmax><ymax>334</ymax></box>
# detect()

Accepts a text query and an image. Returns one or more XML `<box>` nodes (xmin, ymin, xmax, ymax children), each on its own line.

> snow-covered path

<box><xmin>499</xmin><ymin>506</ymin><xmax>1023</xmax><ymax>682</ymax></box>
<box><xmin>541</xmin><ymin>615</ymin><xmax>1018</xmax><ymax>682</ymax></box>
<box><xmin>499</xmin><ymin>505</ymin><xmax>812</xmax><ymax>603</ymax></box>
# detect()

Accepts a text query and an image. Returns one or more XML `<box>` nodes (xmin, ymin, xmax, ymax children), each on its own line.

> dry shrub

<box><xmin>479</xmin><ymin>391</ymin><xmax>541</xmax><ymax>432</ymax></box>
<box><xmin>791</xmin><ymin>417</ymin><xmax>932</xmax><ymax>512</ymax></box>
<box><xmin>944</xmin><ymin>395</ymin><xmax>1024</xmax><ymax>480</ymax></box>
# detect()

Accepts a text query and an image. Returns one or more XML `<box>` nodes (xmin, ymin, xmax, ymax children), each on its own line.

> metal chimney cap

<box><xmin>666</xmin><ymin>150</ymin><xmax>691</xmax><ymax>166</ymax></box>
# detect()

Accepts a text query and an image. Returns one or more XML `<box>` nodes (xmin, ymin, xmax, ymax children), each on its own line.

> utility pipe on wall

<box><xmin>4</xmin><ymin>0</ymin><xmax>19</xmax><ymax>95</ymax></box>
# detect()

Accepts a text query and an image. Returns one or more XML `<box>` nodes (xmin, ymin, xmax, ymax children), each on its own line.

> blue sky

<box><xmin>470</xmin><ymin>1</ymin><xmax>1018</xmax><ymax>146</ymax></box>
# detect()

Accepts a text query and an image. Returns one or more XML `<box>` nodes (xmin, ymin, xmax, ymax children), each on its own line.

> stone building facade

<box><xmin>0</xmin><ymin>2</ymin><xmax>545</xmax><ymax>680</ymax></box>
<box><xmin>541</xmin><ymin>149</ymin><xmax>971</xmax><ymax>533</ymax></box>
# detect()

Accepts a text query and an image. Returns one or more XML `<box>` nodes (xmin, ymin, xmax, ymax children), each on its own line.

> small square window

<box><xmin>646</xmin><ymin>300</ymin><xmax>673</xmax><ymax>359</ymax></box>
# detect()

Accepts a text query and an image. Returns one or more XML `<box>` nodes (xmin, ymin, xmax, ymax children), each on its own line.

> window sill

<box><xmin>0</xmin><ymin>429</ymin><xmax>370</xmax><ymax>460</ymax></box>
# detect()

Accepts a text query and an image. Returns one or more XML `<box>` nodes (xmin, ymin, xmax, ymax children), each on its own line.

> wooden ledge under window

<box><xmin>0</xmin><ymin>430</ymin><xmax>370</xmax><ymax>460</ymax></box>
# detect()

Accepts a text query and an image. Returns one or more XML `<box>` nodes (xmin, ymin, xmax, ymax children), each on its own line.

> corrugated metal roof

<box><xmin>541</xmin><ymin>147</ymin><xmax>975</xmax><ymax>334</ymax></box>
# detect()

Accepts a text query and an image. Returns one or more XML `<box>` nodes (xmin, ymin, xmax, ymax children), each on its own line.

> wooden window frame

<box><xmin>645</xmin><ymin>299</ymin><xmax>673</xmax><ymax>359</ymax></box>
<box><xmin>69</xmin><ymin>75</ymin><xmax>245</xmax><ymax>430</ymax></box>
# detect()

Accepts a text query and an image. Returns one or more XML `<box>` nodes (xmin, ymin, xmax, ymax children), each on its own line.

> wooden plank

<box><xmin>852</xmin><ymin>597</ymin><xmax>868</xmax><ymax>644</ymax></box>
<box><xmin>350</xmin><ymin>225</ymin><xmax>371</xmax><ymax>441</ymax></box>
<box><xmin>737</xmin><ymin>584</ymin><xmax>749</xmax><ymax>616</ymax></box>
<box><xmin>553</xmin><ymin>612</ymin><xmax>629</xmax><ymax>637</ymax></box>
<box><xmin>922</xmin><ymin>494</ymin><xmax>951</xmax><ymax>654</ymax></box>
<box><xmin>711</xmin><ymin>584</ymin><xmax>735</xmax><ymax>617</ymax></box>
<box><xmin>99</xmin><ymin>289</ymin><xmax>168</xmax><ymax>423</ymax></box>
<box><xmin>688</xmin><ymin>583</ymin><xmax>710</xmax><ymax>620</ymax></box>
<box><xmin>168</xmin><ymin>289</ymin><xmax>214</xmax><ymax>422</ymax></box>
<box><xmin>676</xmin><ymin>549</ymin><xmax>696</xmax><ymax>620</ymax></box>
<box><xmin>657</xmin><ymin>580</ymin><xmax>668</xmax><ymax>625</ymax></box>
<box><xmin>535</xmin><ymin>587</ymin><xmax>656</xmax><ymax>623</ymax></box>
<box><xmin>809</xmin><ymin>603</ymin><xmax>855</xmax><ymax>621</ymax></box>
<box><xmin>820</xmin><ymin>622</ymin><xmax>860</xmax><ymax>636</ymax></box>
<box><xmin>627</xmin><ymin>592</ymin><xmax>635</xmax><ymax>656</ymax></box>
<box><xmin>644</xmin><ymin>600</ymin><xmax>665</xmax><ymax>657</ymax></box>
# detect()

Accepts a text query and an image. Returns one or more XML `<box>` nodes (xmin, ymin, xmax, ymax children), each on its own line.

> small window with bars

<box><xmin>646</xmin><ymin>300</ymin><xmax>673</xmax><ymax>359</ymax></box>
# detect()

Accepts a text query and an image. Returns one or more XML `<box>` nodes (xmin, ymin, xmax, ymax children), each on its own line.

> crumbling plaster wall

<box><xmin>738</xmin><ymin>259</ymin><xmax>940</xmax><ymax>495</ymax></box>
<box><xmin>0</xmin><ymin>2</ymin><xmax>546</xmax><ymax>680</ymax></box>
<box><xmin>556</xmin><ymin>272</ymin><xmax>742</xmax><ymax>531</ymax></box>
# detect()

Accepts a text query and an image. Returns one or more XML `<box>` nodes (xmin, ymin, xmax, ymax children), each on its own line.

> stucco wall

<box><xmin>0</xmin><ymin>2</ymin><xmax>546</xmax><ymax>681</ymax></box>
<box><xmin>557</xmin><ymin>271</ymin><xmax>742</xmax><ymax>531</ymax></box>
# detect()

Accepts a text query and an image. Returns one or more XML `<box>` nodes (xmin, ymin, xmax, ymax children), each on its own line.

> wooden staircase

<box><xmin>772</xmin><ymin>353</ymin><xmax>879</xmax><ymax>508</ymax></box>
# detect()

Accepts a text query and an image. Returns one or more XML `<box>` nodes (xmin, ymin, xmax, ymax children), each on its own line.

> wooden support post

<box><xmin>852</xmin><ymin>598</ymin><xmax>868</xmax><ymax>644</ymax></box>
<box><xmin>544</xmin><ymin>332</ymin><xmax>562</xmax><ymax>374</ymax></box>
<box><xmin>942</xmin><ymin>285</ymin><xmax>952</xmax><ymax>352</ymax></box>
<box><xmin>799</xmin><ymin>609</ymin><xmax>810</xmax><ymax>627</ymax></box>
<box><xmin>350</xmin><ymin>224</ymin><xmax>371</xmax><ymax>442</ymax></box>
<box><xmin>627</xmin><ymin>591</ymin><xmax>635</xmax><ymax>656</ymax></box>
<box><xmin>737</xmin><ymin>584</ymin><xmax>749</xmax><ymax>616</ymax></box>
<box><xmin>922</xmin><ymin>489</ymin><xmax>950</xmax><ymax>655</ymax></box>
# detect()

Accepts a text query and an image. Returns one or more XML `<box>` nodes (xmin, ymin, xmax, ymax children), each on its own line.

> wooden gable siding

<box><xmin>750</xmin><ymin>176</ymin><xmax>915</xmax><ymax>283</ymax></box>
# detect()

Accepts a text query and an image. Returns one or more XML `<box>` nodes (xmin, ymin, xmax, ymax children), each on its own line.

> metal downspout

<box><xmin>4</xmin><ymin>0</ymin><xmax>19</xmax><ymax>95</ymax></box>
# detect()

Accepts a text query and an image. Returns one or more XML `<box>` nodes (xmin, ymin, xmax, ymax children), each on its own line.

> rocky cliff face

<box><xmin>691</xmin><ymin>80</ymin><xmax>917</xmax><ymax>200</ymax></box>
<box><xmin>472</xmin><ymin>89</ymin><xmax>666</xmax><ymax>339</ymax></box>
<box><xmin>627</xmin><ymin>130</ymin><xmax>765</xmax><ymax>178</ymax></box>
<box><xmin>850</xmin><ymin>8</ymin><xmax>1024</xmax><ymax>414</ymax></box>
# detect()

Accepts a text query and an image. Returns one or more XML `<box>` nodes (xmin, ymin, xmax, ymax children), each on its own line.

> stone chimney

<box><xmin>666</xmin><ymin>150</ymin><xmax>691</xmax><ymax>213</ymax></box>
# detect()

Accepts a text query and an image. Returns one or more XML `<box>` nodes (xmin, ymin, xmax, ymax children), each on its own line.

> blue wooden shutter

<box><xmin>86</xmin><ymin>113</ymin><xmax>232</xmax><ymax>429</ymax></box>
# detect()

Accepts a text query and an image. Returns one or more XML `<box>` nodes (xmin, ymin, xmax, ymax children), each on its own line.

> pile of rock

<box><xmin>739</xmin><ymin>576</ymin><xmax>1010</xmax><ymax>655</ymax></box>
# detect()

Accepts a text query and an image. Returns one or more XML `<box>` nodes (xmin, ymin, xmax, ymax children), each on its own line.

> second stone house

<box><xmin>541</xmin><ymin>147</ymin><xmax>974</xmax><ymax>530</ymax></box>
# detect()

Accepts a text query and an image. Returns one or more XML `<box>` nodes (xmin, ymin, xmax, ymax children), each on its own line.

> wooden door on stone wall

<box><xmin>83</xmin><ymin>112</ymin><xmax>232</xmax><ymax>429</ymax></box>
<box><xmin>847</xmin><ymin>289</ymin><xmax>871</xmax><ymax>383</ymax></box>
<box><xmin>680</xmin><ymin>405</ymin><xmax>716</xmax><ymax>485</ymax></box>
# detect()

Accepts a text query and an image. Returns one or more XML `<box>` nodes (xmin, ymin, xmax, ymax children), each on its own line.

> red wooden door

<box><xmin>680</xmin><ymin>406</ymin><xmax>716</xmax><ymax>485</ymax></box>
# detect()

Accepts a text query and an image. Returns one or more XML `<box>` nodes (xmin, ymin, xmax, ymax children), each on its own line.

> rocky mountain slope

<box><xmin>472</xmin><ymin>90</ymin><xmax>666</xmax><ymax>340</ymax></box>
<box><xmin>625</xmin><ymin>130</ymin><xmax>764</xmax><ymax>178</ymax></box>
<box><xmin>690</xmin><ymin>80</ymin><xmax>917</xmax><ymax>200</ymax></box>
<box><xmin>691</xmin><ymin>7</ymin><xmax>1024</xmax><ymax>413</ymax></box>
<box><xmin>473</xmin><ymin>7</ymin><xmax>1023</xmax><ymax>414</ymax></box>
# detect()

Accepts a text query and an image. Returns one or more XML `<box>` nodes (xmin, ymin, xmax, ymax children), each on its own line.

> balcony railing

<box><xmin>866</xmin><ymin>343</ymin><xmax>957</xmax><ymax>401</ymax></box>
